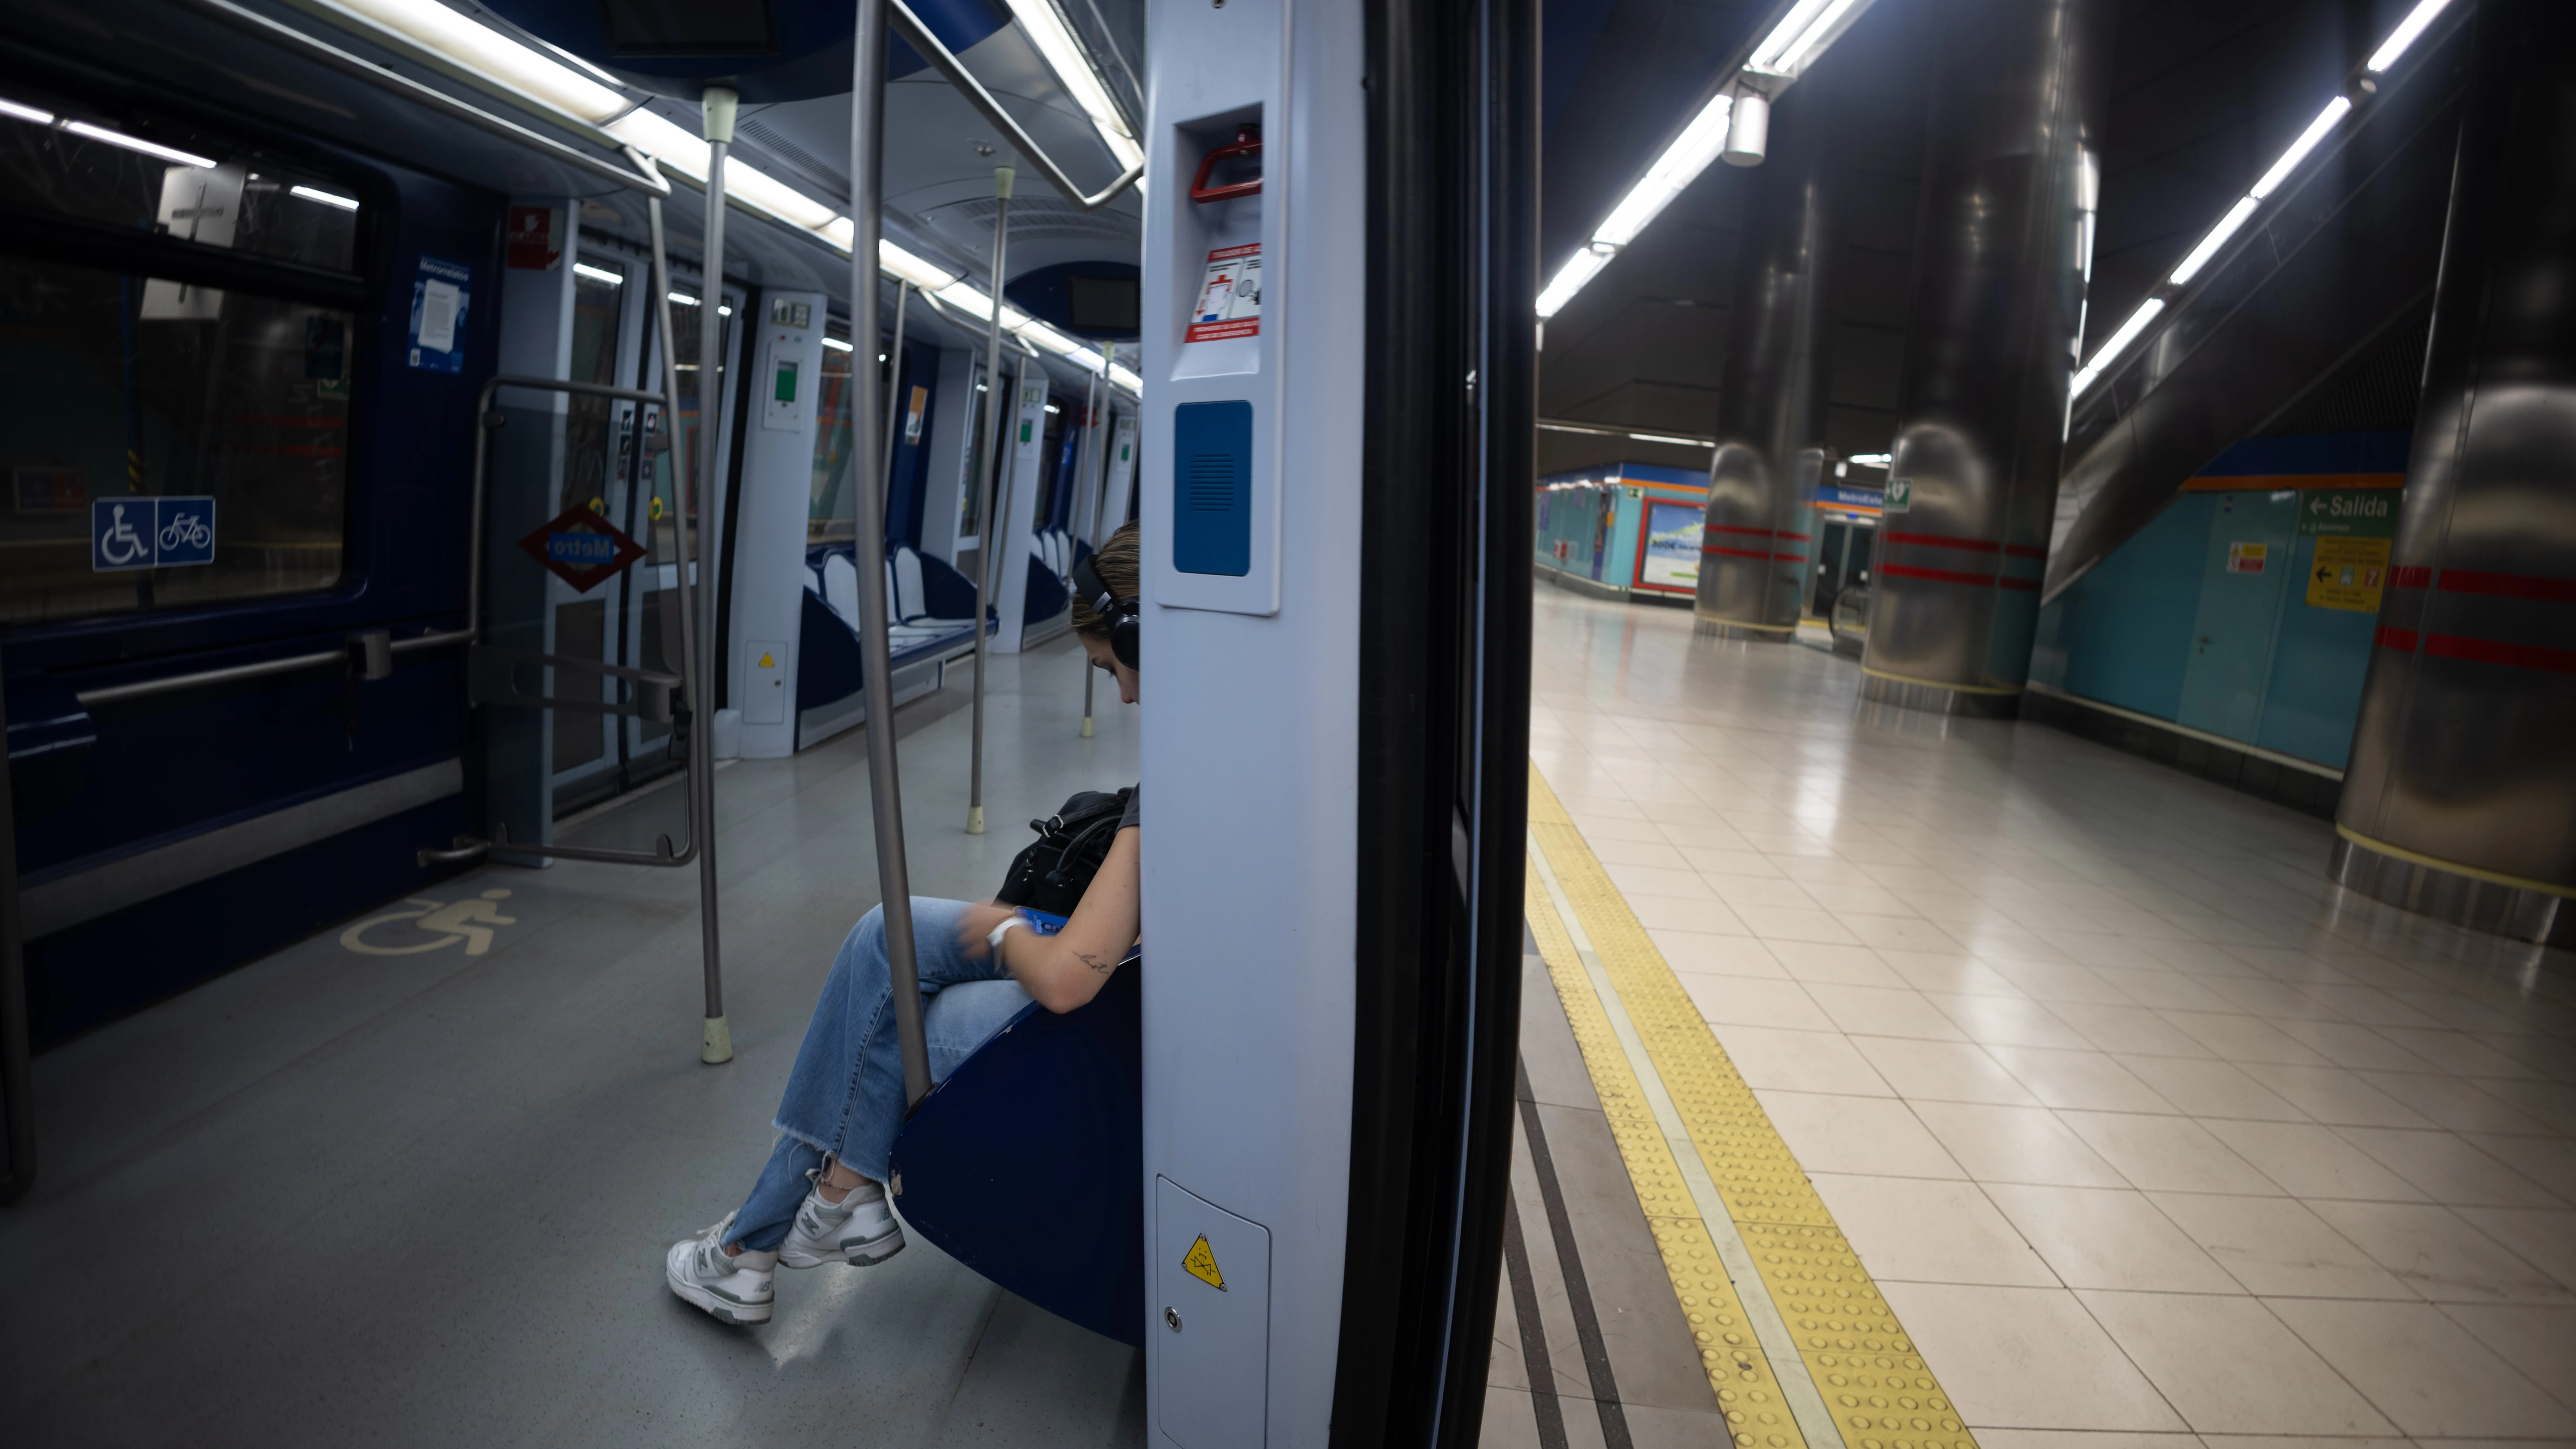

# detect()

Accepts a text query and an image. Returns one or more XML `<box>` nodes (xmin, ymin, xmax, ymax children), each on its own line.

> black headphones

<box><xmin>1073</xmin><ymin>554</ymin><xmax>1141</xmax><ymax>671</ymax></box>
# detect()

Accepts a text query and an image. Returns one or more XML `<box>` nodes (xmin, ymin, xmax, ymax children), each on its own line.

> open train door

<box><xmin>1138</xmin><ymin>0</ymin><xmax>1537</xmax><ymax>1441</ymax></box>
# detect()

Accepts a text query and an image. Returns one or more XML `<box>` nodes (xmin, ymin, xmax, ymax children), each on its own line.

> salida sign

<box><xmin>2298</xmin><ymin>488</ymin><xmax>2398</xmax><ymax>537</ymax></box>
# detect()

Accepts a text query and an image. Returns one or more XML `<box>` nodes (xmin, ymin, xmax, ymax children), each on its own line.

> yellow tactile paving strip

<box><xmin>1527</xmin><ymin>764</ymin><xmax>1979</xmax><ymax>1449</ymax></box>
<box><xmin>1526</xmin><ymin>867</ymin><xmax>1810</xmax><ymax>1449</ymax></box>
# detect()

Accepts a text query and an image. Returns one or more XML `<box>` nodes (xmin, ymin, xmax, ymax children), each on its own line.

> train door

<box><xmin>538</xmin><ymin>248</ymin><xmax>735</xmax><ymax>816</ymax></box>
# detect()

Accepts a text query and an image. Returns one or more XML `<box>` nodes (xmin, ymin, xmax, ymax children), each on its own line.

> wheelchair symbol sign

<box><xmin>92</xmin><ymin>496</ymin><xmax>217</xmax><ymax>572</ymax></box>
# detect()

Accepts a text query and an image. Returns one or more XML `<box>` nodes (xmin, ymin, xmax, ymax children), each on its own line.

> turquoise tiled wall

<box><xmin>2033</xmin><ymin>486</ymin><xmax>2383</xmax><ymax>770</ymax></box>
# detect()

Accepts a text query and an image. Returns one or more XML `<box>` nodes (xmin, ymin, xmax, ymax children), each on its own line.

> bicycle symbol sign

<box><xmin>91</xmin><ymin>496</ymin><xmax>218</xmax><ymax>573</ymax></box>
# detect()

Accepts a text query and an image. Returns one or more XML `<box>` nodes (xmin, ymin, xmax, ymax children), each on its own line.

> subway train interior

<box><xmin>1</xmin><ymin>0</ymin><xmax>2571</xmax><ymax>1443</ymax></box>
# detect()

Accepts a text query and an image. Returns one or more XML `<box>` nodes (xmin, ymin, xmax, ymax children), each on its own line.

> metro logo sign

<box><xmin>518</xmin><ymin>503</ymin><xmax>646</xmax><ymax>592</ymax></box>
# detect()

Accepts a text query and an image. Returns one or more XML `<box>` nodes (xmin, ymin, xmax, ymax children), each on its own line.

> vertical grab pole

<box><xmin>849</xmin><ymin>0</ymin><xmax>933</xmax><ymax>1105</ymax></box>
<box><xmin>966</xmin><ymin>167</ymin><xmax>1014</xmax><ymax>833</ymax></box>
<box><xmin>0</xmin><ymin>650</ymin><xmax>36</xmax><ymax>1205</ymax></box>
<box><xmin>645</xmin><ymin>191</ymin><xmax>725</xmax><ymax>1064</ymax></box>
<box><xmin>693</xmin><ymin>85</ymin><xmax>738</xmax><ymax>1064</ymax></box>
<box><xmin>1077</xmin><ymin>357</ymin><xmax>1100</xmax><ymax>737</ymax></box>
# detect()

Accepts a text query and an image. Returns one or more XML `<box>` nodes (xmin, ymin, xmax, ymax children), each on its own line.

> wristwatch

<box><xmin>988</xmin><ymin>913</ymin><xmax>1030</xmax><ymax>954</ymax></box>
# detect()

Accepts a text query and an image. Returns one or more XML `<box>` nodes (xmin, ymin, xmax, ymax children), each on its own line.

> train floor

<box><xmin>1503</xmin><ymin>584</ymin><xmax>2576</xmax><ymax>1449</ymax></box>
<box><xmin>2</xmin><ymin>640</ymin><xmax>1151</xmax><ymax>1446</ymax></box>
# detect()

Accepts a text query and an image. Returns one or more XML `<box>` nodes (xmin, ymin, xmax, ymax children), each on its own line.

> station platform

<box><xmin>1490</xmin><ymin>589</ymin><xmax>2576</xmax><ymax>1449</ymax></box>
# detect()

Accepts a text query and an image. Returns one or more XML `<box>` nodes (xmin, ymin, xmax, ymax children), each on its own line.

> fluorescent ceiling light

<box><xmin>821</xmin><ymin>336</ymin><xmax>854</xmax><ymax>352</ymax></box>
<box><xmin>2169</xmin><ymin>195</ymin><xmax>2259</xmax><ymax>284</ymax></box>
<box><xmin>1848</xmin><ymin>453</ymin><xmax>1890</xmax><ymax>467</ymax></box>
<box><xmin>668</xmin><ymin>291</ymin><xmax>698</xmax><ymax>306</ymax></box>
<box><xmin>0</xmin><ymin>96</ymin><xmax>53</xmax><ymax>126</ymax></box>
<box><xmin>572</xmin><ymin>261</ymin><xmax>624</xmax><ymax>285</ymax></box>
<box><xmin>2368</xmin><ymin>0</ymin><xmax>2456</xmax><ymax>72</ymax></box>
<box><xmin>63</xmin><ymin>120</ymin><xmax>215</xmax><ymax>168</ymax></box>
<box><xmin>2071</xmin><ymin>297</ymin><xmax>2166</xmax><ymax>397</ymax></box>
<box><xmin>328</xmin><ymin>0</ymin><xmax>626</xmax><ymax>122</ymax></box>
<box><xmin>1762</xmin><ymin>0</ymin><xmax>1870</xmax><ymax>74</ymax></box>
<box><xmin>1629</xmin><ymin>431</ymin><xmax>1709</xmax><ymax>447</ymax></box>
<box><xmin>604</xmin><ymin>109</ymin><xmax>710</xmax><ymax>178</ymax></box>
<box><xmin>1593</xmin><ymin>94</ymin><xmax>1732</xmax><ymax>247</ymax></box>
<box><xmin>1746</xmin><ymin>0</ymin><xmax>1841</xmax><ymax>70</ymax></box>
<box><xmin>289</xmin><ymin>184</ymin><xmax>359</xmax><ymax>210</ymax></box>
<box><xmin>1537</xmin><ymin>245</ymin><xmax>1615</xmax><ymax>319</ymax></box>
<box><xmin>999</xmin><ymin>0</ymin><xmax>1143</xmax><ymax>169</ymax></box>
<box><xmin>1110</xmin><ymin>364</ymin><xmax>1142</xmax><ymax>393</ymax></box>
<box><xmin>2250</xmin><ymin>96</ymin><xmax>2350</xmax><ymax>200</ymax></box>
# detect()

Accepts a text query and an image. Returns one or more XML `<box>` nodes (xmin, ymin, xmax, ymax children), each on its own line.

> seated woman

<box><xmin>666</xmin><ymin>522</ymin><xmax>1144</xmax><ymax>1326</ymax></box>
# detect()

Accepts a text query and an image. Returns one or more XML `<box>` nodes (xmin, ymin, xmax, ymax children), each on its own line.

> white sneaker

<box><xmin>778</xmin><ymin>1179</ymin><xmax>905</xmax><ymax>1269</ymax></box>
<box><xmin>665</xmin><ymin>1213</ymin><xmax>777</xmax><ymax>1325</ymax></box>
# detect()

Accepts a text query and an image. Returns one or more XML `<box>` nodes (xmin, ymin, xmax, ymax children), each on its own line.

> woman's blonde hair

<box><xmin>1071</xmin><ymin>521</ymin><xmax>1141</xmax><ymax>638</ymax></box>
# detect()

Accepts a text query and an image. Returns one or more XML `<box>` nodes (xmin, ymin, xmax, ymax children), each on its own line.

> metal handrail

<box><xmin>167</xmin><ymin>0</ymin><xmax>671</xmax><ymax>198</ymax></box>
<box><xmin>889</xmin><ymin>0</ymin><xmax>1143</xmax><ymax>211</ymax></box>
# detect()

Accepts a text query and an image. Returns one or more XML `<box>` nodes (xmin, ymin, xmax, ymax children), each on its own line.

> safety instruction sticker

<box><xmin>2226</xmin><ymin>541</ymin><xmax>2267</xmax><ymax>574</ymax></box>
<box><xmin>1181</xmin><ymin>1234</ymin><xmax>1226</xmax><ymax>1291</ymax></box>
<box><xmin>409</xmin><ymin>255</ymin><xmax>472</xmax><ymax>372</ymax></box>
<box><xmin>2306</xmin><ymin>535</ymin><xmax>2391</xmax><ymax>612</ymax></box>
<box><xmin>1185</xmin><ymin>244</ymin><xmax>1261</xmax><ymax>343</ymax></box>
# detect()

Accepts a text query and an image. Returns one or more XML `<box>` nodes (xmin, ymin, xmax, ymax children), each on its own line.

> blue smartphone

<box><xmin>1019</xmin><ymin>909</ymin><xmax>1070</xmax><ymax>936</ymax></box>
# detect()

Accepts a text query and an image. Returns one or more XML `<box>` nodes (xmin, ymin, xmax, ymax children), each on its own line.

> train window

<box><xmin>653</xmin><ymin>293</ymin><xmax>728</xmax><ymax>565</ymax></box>
<box><xmin>0</xmin><ymin>87</ymin><xmax>362</xmax><ymax>625</ymax></box>
<box><xmin>809</xmin><ymin>323</ymin><xmax>856</xmax><ymax>544</ymax></box>
<box><xmin>0</xmin><ymin>87</ymin><xmax>361</xmax><ymax>274</ymax></box>
<box><xmin>0</xmin><ymin>256</ymin><xmax>354</xmax><ymax>625</ymax></box>
<box><xmin>559</xmin><ymin>261</ymin><xmax>627</xmax><ymax>515</ymax></box>
<box><xmin>956</xmin><ymin>360</ymin><xmax>993</xmax><ymax>543</ymax></box>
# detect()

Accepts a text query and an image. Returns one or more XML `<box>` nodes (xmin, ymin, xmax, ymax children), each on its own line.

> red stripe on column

<box><xmin>1776</xmin><ymin>532</ymin><xmax>1812</xmax><ymax>542</ymax></box>
<box><xmin>2003</xmin><ymin>543</ymin><xmax>2048</xmax><ymax>559</ymax></box>
<box><xmin>1881</xmin><ymin>563</ymin><xmax>2041</xmax><ymax>591</ymax></box>
<box><xmin>1708</xmin><ymin>525</ymin><xmax>1776</xmax><ymax>538</ymax></box>
<box><xmin>1884</xmin><ymin>530</ymin><xmax>2000</xmax><ymax>553</ymax></box>
<box><xmin>2375</xmin><ymin>625</ymin><xmax>2419</xmax><ymax>651</ymax></box>
<box><xmin>1704</xmin><ymin>546</ymin><xmax>1775</xmax><ymax>559</ymax></box>
<box><xmin>2390</xmin><ymin>566</ymin><xmax>2434</xmax><ymax>589</ymax></box>
<box><xmin>2439</xmin><ymin>569</ymin><xmax>2576</xmax><ymax>604</ymax></box>
<box><xmin>2422</xmin><ymin>633</ymin><xmax>2576</xmax><ymax>674</ymax></box>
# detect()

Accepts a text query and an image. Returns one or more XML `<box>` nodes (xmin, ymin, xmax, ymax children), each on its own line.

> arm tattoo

<box><xmin>1076</xmin><ymin>950</ymin><xmax>1113</xmax><ymax>974</ymax></box>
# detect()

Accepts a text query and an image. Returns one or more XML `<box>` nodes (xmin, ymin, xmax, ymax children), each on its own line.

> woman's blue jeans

<box><xmin>727</xmin><ymin>898</ymin><xmax>1031</xmax><ymax>1252</ymax></box>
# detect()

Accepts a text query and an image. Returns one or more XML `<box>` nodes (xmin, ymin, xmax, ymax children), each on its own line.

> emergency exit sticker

<box><xmin>1185</xmin><ymin>244</ymin><xmax>1261</xmax><ymax>343</ymax></box>
<box><xmin>2226</xmin><ymin>542</ymin><xmax>2267</xmax><ymax>574</ymax></box>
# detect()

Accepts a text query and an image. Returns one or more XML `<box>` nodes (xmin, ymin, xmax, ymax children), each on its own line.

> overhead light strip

<box><xmin>998</xmin><ymin>0</ymin><xmax>1142</xmax><ymax>169</ymax></box>
<box><xmin>1537</xmin><ymin>0</ymin><xmax>1879</xmax><ymax>321</ymax></box>
<box><xmin>266</xmin><ymin>0</ymin><xmax>1133</xmax><ymax>393</ymax></box>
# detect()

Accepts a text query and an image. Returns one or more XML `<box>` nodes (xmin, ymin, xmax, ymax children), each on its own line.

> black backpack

<box><xmin>993</xmin><ymin>787</ymin><xmax>1134</xmax><ymax>919</ymax></box>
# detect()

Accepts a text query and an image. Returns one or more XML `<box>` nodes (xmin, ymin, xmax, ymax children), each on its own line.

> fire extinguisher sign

<box><xmin>1185</xmin><ymin>244</ymin><xmax>1262</xmax><ymax>343</ymax></box>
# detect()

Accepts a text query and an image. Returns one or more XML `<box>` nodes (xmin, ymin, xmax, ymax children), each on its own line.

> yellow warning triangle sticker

<box><xmin>1181</xmin><ymin>1235</ymin><xmax>1226</xmax><ymax>1291</ymax></box>
<box><xmin>757</xmin><ymin>652</ymin><xmax>775</xmax><ymax>668</ymax></box>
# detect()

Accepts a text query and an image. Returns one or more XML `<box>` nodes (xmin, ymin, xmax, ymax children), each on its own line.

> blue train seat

<box><xmin>889</xmin><ymin>955</ymin><xmax>1143</xmax><ymax>1348</ymax></box>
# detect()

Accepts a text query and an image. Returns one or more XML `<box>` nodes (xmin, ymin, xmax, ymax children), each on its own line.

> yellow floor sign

<box><xmin>1182</xmin><ymin>1235</ymin><xmax>1225</xmax><ymax>1291</ymax></box>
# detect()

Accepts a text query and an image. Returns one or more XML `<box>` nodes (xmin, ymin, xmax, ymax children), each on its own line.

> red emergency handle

<box><xmin>1190</xmin><ymin>126</ymin><xmax>1263</xmax><ymax>203</ymax></box>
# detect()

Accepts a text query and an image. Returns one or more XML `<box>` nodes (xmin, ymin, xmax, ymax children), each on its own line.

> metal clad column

<box><xmin>1696</xmin><ymin>95</ymin><xmax>1827</xmax><ymax>642</ymax></box>
<box><xmin>2331</xmin><ymin>0</ymin><xmax>2576</xmax><ymax>947</ymax></box>
<box><xmin>1860</xmin><ymin>0</ymin><xmax>2098</xmax><ymax>716</ymax></box>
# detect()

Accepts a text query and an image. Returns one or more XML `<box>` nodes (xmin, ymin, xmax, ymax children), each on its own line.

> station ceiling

<box><xmin>1536</xmin><ymin>0</ymin><xmax>2443</xmax><ymax>478</ymax></box>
